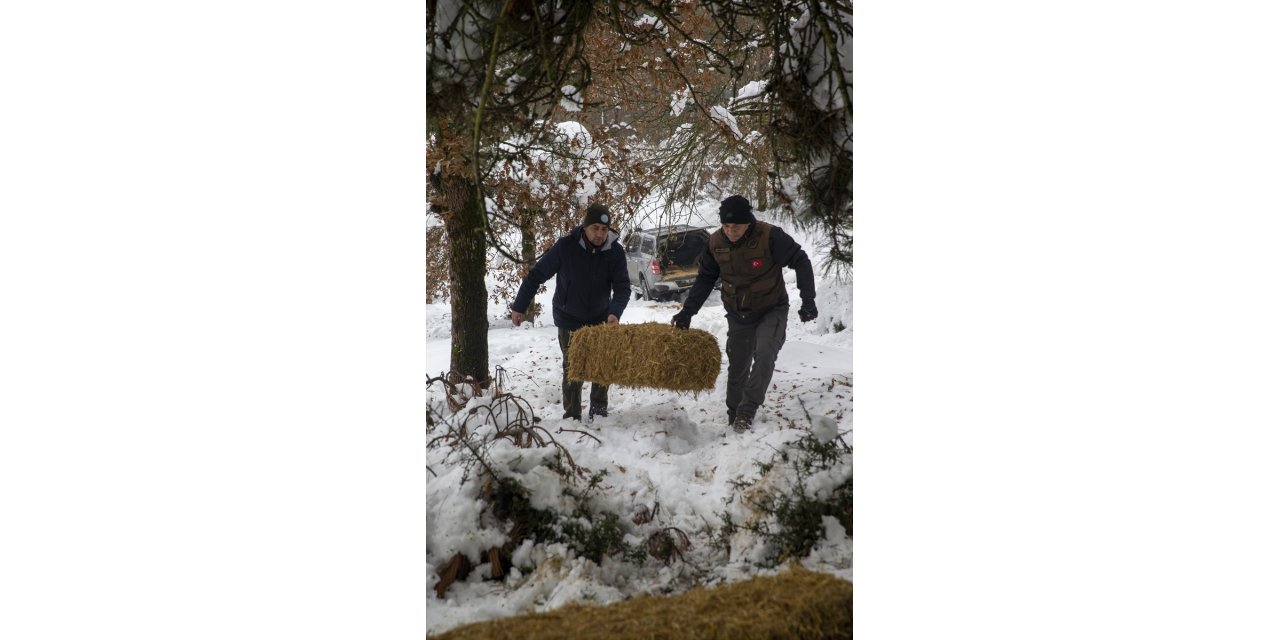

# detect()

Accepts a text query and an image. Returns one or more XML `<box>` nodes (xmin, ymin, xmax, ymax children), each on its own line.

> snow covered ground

<box><xmin>426</xmin><ymin>203</ymin><xmax>852</xmax><ymax>636</ymax></box>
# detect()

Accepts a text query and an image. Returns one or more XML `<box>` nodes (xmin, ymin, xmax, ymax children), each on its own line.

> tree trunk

<box><xmin>520</xmin><ymin>207</ymin><xmax>540</xmax><ymax>322</ymax></box>
<box><xmin>520</xmin><ymin>207</ymin><xmax>538</xmax><ymax>270</ymax></box>
<box><xmin>441</xmin><ymin>174</ymin><xmax>490</xmax><ymax>386</ymax></box>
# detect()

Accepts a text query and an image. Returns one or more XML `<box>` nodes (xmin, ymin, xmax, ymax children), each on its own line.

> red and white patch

<box><xmin>751</xmin><ymin>259</ymin><xmax>763</xmax><ymax>268</ymax></box>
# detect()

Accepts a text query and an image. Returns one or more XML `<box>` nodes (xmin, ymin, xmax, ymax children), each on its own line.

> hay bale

<box><xmin>566</xmin><ymin>322</ymin><xmax>720</xmax><ymax>392</ymax></box>
<box><xmin>435</xmin><ymin>566</ymin><xmax>852</xmax><ymax>640</ymax></box>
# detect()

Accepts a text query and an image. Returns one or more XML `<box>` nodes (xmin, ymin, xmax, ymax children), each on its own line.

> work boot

<box><xmin>732</xmin><ymin>413</ymin><xmax>754</xmax><ymax>433</ymax></box>
<box><xmin>562</xmin><ymin>410</ymin><xmax>581</xmax><ymax>421</ymax></box>
<box><xmin>727</xmin><ymin>410</ymin><xmax>737</xmax><ymax>427</ymax></box>
<box><xmin>587</xmin><ymin>403</ymin><xmax>608</xmax><ymax>423</ymax></box>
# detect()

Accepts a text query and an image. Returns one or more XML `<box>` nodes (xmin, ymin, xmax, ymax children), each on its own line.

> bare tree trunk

<box><xmin>520</xmin><ymin>206</ymin><xmax>540</xmax><ymax>322</ymax></box>
<box><xmin>521</xmin><ymin>207</ymin><xmax>538</xmax><ymax>269</ymax></box>
<box><xmin>441</xmin><ymin>174</ymin><xmax>490</xmax><ymax>386</ymax></box>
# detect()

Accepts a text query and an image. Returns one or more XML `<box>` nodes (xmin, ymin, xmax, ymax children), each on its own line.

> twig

<box><xmin>557</xmin><ymin>427</ymin><xmax>602</xmax><ymax>445</ymax></box>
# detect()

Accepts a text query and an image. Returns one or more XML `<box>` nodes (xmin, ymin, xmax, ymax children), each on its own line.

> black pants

<box><xmin>558</xmin><ymin>326</ymin><xmax>609</xmax><ymax>419</ymax></box>
<box><xmin>725</xmin><ymin>305</ymin><xmax>788</xmax><ymax>419</ymax></box>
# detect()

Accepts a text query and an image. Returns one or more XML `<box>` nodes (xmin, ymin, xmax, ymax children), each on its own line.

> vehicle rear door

<box><xmin>623</xmin><ymin>233</ymin><xmax>641</xmax><ymax>285</ymax></box>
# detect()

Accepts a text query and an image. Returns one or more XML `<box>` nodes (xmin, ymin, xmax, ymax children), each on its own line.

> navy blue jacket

<box><xmin>511</xmin><ymin>226</ymin><xmax>631</xmax><ymax>330</ymax></box>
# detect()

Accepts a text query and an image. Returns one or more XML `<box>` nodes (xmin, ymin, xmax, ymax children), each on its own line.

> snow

<box><xmin>669</xmin><ymin>87</ymin><xmax>691</xmax><ymax>117</ymax></box>
<box><xmin>634</xmin><ymin>15</ymin><xmax>660</xmax><ymax>29</ymax></box>
<box><xmin>504</xmin><ymin>73</ymin><xmax>525</xmax><ymax>95</ymax></box>
<box><xmin>708</xmin><ymin>105</ymin><xmax>743</xmax><ymax>140</ymax></box>
<box><xmin>559</xmin><ymin>85</ymin><xmax>582</xmax><ymax>112</ymax></box>
<box><xmin>734</xmin><ymin>80</ymin><xmax>768</xmax><ymax>104</ymax></box>
<box><xmin>426</xmin><ymin>198</ymin><xmax>851</xmax><ymax>636</ymax></box>
<box><xmin>490</xmin><ymin>121</ymin><xmax>605</xmax><ymax>205</ymax></box>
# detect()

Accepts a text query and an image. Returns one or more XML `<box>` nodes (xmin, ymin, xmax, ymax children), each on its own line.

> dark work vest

<box><xmin>709</xmin><ymin>221</ymin><xmax>785</xmax><ymax>317</ymax></box>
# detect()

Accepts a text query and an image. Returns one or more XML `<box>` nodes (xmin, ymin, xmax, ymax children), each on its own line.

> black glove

<box><xmin>671</xmin><ymin>310</ymin><xmax>692</xmax><ymax>329</ymax></box>
<box><xmin>798</xmin><ymin>299</ymin><xmax>818</xmax><ymax>322</ymax></box>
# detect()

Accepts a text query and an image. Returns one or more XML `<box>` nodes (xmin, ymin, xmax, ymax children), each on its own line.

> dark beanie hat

<box><xmin>719</xmin><ymin>195</ymin><xmax>755</xmax><ymax>224</ymax></box>
<box><xmin>583</xmin><ymin>203</ymin><xmax>611</xmax><ymax>227</ymax></box>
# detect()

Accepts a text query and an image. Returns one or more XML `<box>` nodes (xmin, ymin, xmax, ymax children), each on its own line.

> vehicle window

<box><xmin>641</xmin><ymin>236</ymin><xmax>655</xmax><ymax>255</ymax></box>
<box><xmin>662</xmin><ymin>231</ymin><xmax>709</xmax><ymax>265</ymax></box>
<box><xmin>624</xmin><ymin>235</ymin><xmax>637</xmax><ymax>253</ymax></box>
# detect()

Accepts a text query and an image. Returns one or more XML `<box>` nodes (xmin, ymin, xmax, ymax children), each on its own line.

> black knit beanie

<box><xmin>583</xmin><ymin>203</ymin><xmax>611</xmax><ymax>227</ymax></box>
<box><xmin>718</xmin><ymin>195</ymin><xmax>755</xmax><ymax>224</ymax></box>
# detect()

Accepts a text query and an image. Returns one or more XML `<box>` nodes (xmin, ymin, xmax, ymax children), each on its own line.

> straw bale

<box><xmin>566</xmin><ymin>322</ymin><xmax>720</xmax><ymax>392</ymax></box>
<box><xmin>434</xmin><ymin>566</ymin><xmax>852</xmax><ymax>640</ymax></box>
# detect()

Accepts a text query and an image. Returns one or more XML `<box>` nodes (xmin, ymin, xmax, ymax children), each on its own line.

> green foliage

<box><xmin>429</xmin><ymin>384</ymin><xmax>688</xmax><ymax>571</ymax></box>
<box><xmin>711</xmin><ymin>427</ymin><xmax>852</xmax><ymax>566</ymax></box>
<box><xmin>559</xmin><ymin>512</ymin><xmax>648</xmax><ymax>565</ymax></box>
<box><xmin>483</xmin><ymin>465</ymin><xmax>649</xmax><ymax>567</ymax></box>
<box><xmin>702</xmin><ymin>510</ymin><xmax>739</xmax><ymax>558</ymax></box>
<box><xmin>490</xmin><ymin>476</ymin><xmax>558</xmax><ymax>542</ymax></box>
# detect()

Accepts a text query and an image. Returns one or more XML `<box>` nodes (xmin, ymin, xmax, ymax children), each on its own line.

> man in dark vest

<box><xmin>511</xmin><ymin>203</ymin><xmax>631</xmax><ymax>422</ymax></box>
<box><xmin>670</xmin><ymin>195</ymin><xmax>817</xmax><ymax>432</ymax></box>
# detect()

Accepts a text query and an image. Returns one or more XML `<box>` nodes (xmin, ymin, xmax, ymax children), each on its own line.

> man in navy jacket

<box><xmin>510</xmin><ymin>203</ymin><xmax>631</xmax><ymax>421</ymax></box>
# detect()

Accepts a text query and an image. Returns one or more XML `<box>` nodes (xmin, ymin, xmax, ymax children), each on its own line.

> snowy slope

<box><xmin>426</xmin><ymin>199</ymin><xmax>851</xmax><ymax>636</ymax></box>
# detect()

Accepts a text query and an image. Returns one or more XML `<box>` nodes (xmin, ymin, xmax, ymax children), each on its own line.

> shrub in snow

<box><xmin>428</xmin><ymin>372</ymin><xmax>695</xmax><ymax>599</ymax></box>
<box><xmin>706</xmin><ymin>426</ymin><xmax>852</xmax><ymax>567</ymax></box>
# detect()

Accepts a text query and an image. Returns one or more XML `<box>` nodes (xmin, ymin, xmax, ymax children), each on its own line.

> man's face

<box><xmin>721</xmin><ymin>223</ymin><xmax>750</xmax><ymax>243</ymax></box>
<box><xmin>584</xmin><ymin>223</ymin><xmax>609</xmax><ymax>247</ymax></box>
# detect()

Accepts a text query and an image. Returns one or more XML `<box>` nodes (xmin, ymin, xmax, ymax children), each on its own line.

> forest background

<box><xmin>426</xmin><ymin>0</ymin><xmax>852</xmax><ymax>385</ymax></box>
<box><xmin>7</xmin><ymin>2</ymin><xmax>1280</xmax><ymax>639</ymax></box>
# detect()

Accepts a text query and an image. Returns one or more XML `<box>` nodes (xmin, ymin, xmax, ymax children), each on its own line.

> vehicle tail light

<box><xmin>649</xmin><ymin>259</ymin><xmax>661</xmax><ymax>275</ymax></box>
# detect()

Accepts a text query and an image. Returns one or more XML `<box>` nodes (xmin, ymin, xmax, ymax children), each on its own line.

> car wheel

<box><xmin>640</xmin><ymin>274</ymin><xmax>653</xmax><ymax>301</ymax></box>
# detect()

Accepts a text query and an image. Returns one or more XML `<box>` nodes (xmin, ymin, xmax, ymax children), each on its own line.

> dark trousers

<box><xmin>558</xmin><ymin>326</ymin><xmax>609</xmax><ymax>419</ymax></box>
<box><xmin>725</xmin><ymin>305</ymin><xmax>788</xmax><ymax>419</ymax></box>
